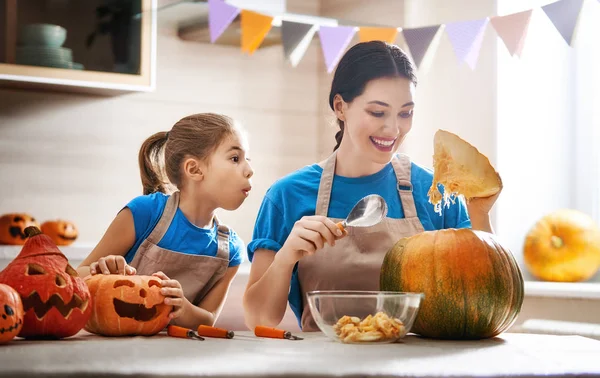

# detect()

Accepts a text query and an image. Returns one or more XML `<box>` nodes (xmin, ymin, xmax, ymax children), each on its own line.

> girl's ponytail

<box><xmin>138</xmin><ymin>131</ymin><xmax>169</xmax><ymax>195</ymax></box>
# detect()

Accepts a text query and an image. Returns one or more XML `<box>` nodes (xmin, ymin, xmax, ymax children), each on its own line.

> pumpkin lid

<box><xmin>427</xmin><ymin>129</ymin><xmax>502</xmax><ymax>213</ymax></box>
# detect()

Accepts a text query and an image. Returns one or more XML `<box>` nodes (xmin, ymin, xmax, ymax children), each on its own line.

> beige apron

<box><xmin>298</xmin><ymin>152</ymin><xmax>426</xmax><ymax>331</ymax></box>
<box><xmin>130</xmin><ymin>191</ymin><xmax>230</xmax><ymax>306</ymax></box>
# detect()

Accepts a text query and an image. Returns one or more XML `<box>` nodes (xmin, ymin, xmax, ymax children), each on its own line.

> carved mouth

<box><xmin>59</xmin><ymin>234</ymin><xmax>78</xmax><ymax>241</ymax></box>
<box><xmin>22</xmin><ymin>292</ymin><xmax>89</xmax><ymax>319</ymax></box>
<box><xmin>113</xmin><ymin>299</ymin><xmax>159</xmax><ymax>321</ymax></box>
<box><xmin>0</xmin><ymin>319</ymin><xmax>22</xmax><ymax>335</ymax></box>
<box><xmin>9</xmin><ymin>227</ymin><xmax>27</xmax><ymax>240</ymax></box>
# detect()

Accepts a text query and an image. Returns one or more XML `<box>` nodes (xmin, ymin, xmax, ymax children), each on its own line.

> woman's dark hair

<box><xmin>329</xmin><ymin>41</ymin><xmax>417</xmax><ymax>151</ymax></box>
<box><xmin>138</xmin><ymin>113</ymin><xmax>237</xmax><ymax>195</ymax></box>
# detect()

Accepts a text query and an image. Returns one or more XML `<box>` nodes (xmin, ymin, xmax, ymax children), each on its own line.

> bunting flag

<box><xmin>241</xmin><ymin>10</ymin><xmax>274</xmax><ymax>55</ymax></box>
<box><xmin>490</xmin><ymin>10</ymin><xmax>533</xmax><ymax>57</ymax></box>
<box><xmin>208</xmin><ymin>0</ymin><xmax>240</xmax><ymax>43</ymax></box>
<box><xmin>445</xmin><ymin>18</ymin><xmax>489</xmax><ymax>70</ymax></box>
<box><xmin>358</xmin><ymin>27</ymin><xmax>399</xmax><ymax>44</ymax></box>
<box><xmin>402</xmin><ymin>25</ymin><xmax>442</xmax><ymax>68</ymax></box>
<box><xmin>319</xmin><ymin>26</ymin><xmax>357</xmax><ymax>73</ymax></box>
<box><xmin>542</xmin><ymin>0</ymin><xmax>584</xmax><ymax>46</ymax></box>
<box><xmin>282</xmin><ymin>21</ymin><xmax>316</xmax><ymax>67</ymax></box>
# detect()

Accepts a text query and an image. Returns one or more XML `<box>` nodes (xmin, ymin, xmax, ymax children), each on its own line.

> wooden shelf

<box><xmin>0</xmin><ymin>0</ymin><xmax>157</xmax><ymax>95</ymax></box>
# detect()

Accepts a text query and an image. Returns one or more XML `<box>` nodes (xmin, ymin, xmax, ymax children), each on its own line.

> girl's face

<box><xmin>202</xmin><ymin>129</ymin><xmax>254</xmax><ymax>210</ymax></box>
<box><xmin>335</xmin><ymin>77</ymin><xmax>415</xmax><ymax>164</ymax></box>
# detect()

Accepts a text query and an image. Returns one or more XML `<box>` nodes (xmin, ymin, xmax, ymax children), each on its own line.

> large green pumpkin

<box><xmin>380</xmin><ymin>228</ymin><xmax>524</xmax><ymax>340</ymax></box>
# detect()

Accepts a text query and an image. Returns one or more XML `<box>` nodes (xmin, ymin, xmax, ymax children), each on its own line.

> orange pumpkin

<box><xmin>41</xmin><ymin>220</ymin><xmax>78</xmax><ymax>246</ymax></box>
<box><xmin>380</xmin><ymin>229</ymin><xmax>524</xmax><ymax>340</ymax></box>
<box><xmin>0</xmin><ymin>227</ymin><xmax>92</xmax><ymax>339</ymax></box>
<box><xmin>0</xmin><ymin>283</ymin><xmax>24</xmax><ymax>343</ymax></box>
<box><xmin>524</xmin><ymin>209</ymin><xmax>600</xmax><ymax>282</ymax></box>
<box><xmin>84</xmin><ymin>275</ymin><xmax>172</xmax><ymax>336</ymax></box>
<box><xmin>0</xmin><ymin>213</ymin><xmax>40</xmax><ymax>245</ymax></box>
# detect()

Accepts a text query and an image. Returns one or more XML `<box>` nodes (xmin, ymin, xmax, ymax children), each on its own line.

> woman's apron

<box><xmin>298</xmin><ymin>152</ymin><xmax>425</xmax><ymax>331</ymax></box>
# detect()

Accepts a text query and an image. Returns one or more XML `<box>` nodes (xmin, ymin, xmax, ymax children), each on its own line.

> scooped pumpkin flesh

<box><xmin>428</xmin><ymin>130</ymin><xmax>502</xmax><ymax>214</ymax></box>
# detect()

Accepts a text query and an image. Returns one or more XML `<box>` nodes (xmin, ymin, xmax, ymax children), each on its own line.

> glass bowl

<box><xmin>306</xmin><ymin>290</ymin><xmax>424</xmax><ymax>344</ymax></box>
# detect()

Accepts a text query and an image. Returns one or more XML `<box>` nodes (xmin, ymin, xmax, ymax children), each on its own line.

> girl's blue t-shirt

<box><xmin>247</xmin><ymin>157</ymin><xmax>471</xmax><ymax>327</ymax></box>
<box><xmin>123</xmin><ymin>192</ymin><xmax>244</xmax><ymax>267</ymax></box>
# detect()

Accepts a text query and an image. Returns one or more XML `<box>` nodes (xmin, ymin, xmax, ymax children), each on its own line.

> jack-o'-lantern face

<box><xmin>84</xmin><ymin>275</ymin><xmax>172</xmax><ymax>337</ymax></box>
<box><xmin>0</xmin><ymin>214</ymin><xmax>40</xmax><ymax>245</ymax></box>
<box><xmin>0</xmin><ymin>283</ymin><xmax>24</xmax><ymax>343</ymax></box>
<box><xmin>41</xmin><ymin>220</ymin><xmax>78</xmax><ymax>246</ymax></box>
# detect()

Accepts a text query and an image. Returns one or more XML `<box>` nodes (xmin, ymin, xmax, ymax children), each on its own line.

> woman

<box><xmin>243</xmin><ymin>41</ymin><xmax>500</xmax><ymax>331</ymax></box>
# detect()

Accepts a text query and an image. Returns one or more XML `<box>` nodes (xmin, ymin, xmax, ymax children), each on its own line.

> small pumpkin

<box><xmin>0</xmin><ymin>283</ymin><xmax>24</xmax><ymax>343</ymax></box>
<box><xmin>0</xmin><ymin>227</ymin><xmax>92</xmax><ymax>339</ymax></box>
<box><xmin>380</xmin><ymin>229</ymin><xmax>524</xmax><ymax>340</ymax></box>
<box><xmin>84</xmin><ymin>274</ymin><xmax>172</xmax><ymax>337</ymax></box>
<box><xmin>524</xmin><ymin>209</ymin><xmax>600</xmax><ymax>282</ymax></box>
<box><xmin>41</xmin><ymin>220</ymin><xmax>78</xmax><ymax>246</ymax></box>
<box><xmin>428</xmin><ymin>130</ymin><xmax>502</xmax><ymax>214</ymax></box>
<box><xmin>0</xmin><ymin>213</ymin><xmax>40</xmax><ymax>245</ymax></box>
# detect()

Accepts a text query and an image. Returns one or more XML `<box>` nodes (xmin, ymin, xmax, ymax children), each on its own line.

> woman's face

<box><xmin>336</xmin><ymin>77</ymin><xmax>415</xmax><ymax>164</ymax></box>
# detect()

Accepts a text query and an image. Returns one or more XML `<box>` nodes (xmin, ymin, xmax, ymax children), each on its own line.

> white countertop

<box><xmin>0</xmin><ymin>331</ymin><xmax>599</xmax><ymax>377</ymax></box>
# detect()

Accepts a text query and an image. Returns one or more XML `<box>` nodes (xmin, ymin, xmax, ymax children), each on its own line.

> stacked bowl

<box><xmin>16</xmin><ymin>24</ymin><xmax>84</xmax><ymax>70</ymax></box>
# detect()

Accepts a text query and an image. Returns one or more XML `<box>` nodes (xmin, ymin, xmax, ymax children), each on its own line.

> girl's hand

<box><xmin>279</xmin><ymin>215</ymin><xmax>346</xmax><ymax>264</ymax></box>
<box><xmin>153</xmin><ymin>271</ymin><xmax>189</xmax><ymax>320</ymax></box>
<box><xmin>90</xmin><ymin>255</ymin><xmax>137</xmax><ymax>275</ymax></box>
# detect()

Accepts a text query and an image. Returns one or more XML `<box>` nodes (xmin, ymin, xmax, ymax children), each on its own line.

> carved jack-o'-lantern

<box><xmin>0</xmin><ymin>214</ymin><xmax>40</xmax><ymax>245</ymax></box>
<box><xmin>0</xmin><ymin>283</ymin><xmax>24</xmax><ymax>343</ymax></box>
<box><xmin>0</xmin><ymin>227</ymin><xmax>91</xmax><ymax>339</ymax></box>
<box><xmin>41</xmin><ymin>220</ymin><xmax>78</xmax><ymax>246</ymax></box>
<box><xmin>85</xmin><ymin>274</ymin><xmax>172</xmax><ymax>337</ymax></box>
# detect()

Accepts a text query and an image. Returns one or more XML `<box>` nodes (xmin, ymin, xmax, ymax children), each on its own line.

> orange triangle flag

<box><xmin>241</xmin><ymin>10</ymin><xmax>274</xmax><ymax>55</ymax></box>
<box><xmin>490</xmin><ymin>10</ymin><xmax>533</xmax><ymax>57</ymax></box>
<box><xmin>358</xmin><ymin>27</ymin><xmax>399</xmax><ymax>44</ymax></box>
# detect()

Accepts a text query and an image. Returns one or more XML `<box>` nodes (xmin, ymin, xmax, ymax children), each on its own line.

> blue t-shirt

<box><xmin>247</xmin><ymin>157</ymin><xmax>471</xmax><ymax>327</ymax></box>
<box><xmin>123</xmin><ymin>192</ymin><xmax>244</xmax><ymax>267</ymax></box>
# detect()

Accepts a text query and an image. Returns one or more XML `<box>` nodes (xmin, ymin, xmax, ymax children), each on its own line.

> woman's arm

<box><xmin>156</xmin><ymin>266</ymin><xmax>239</xmax><ymax>329</ymax></box>
<box><xmin>243</xmin><ymin>216</ymin><xmax>343</xmax><ymax>330</ymax></box>
<box><xmin>76</xmin><ymin>209</ymin><xmax>137</xmax><ymax>277</ymax></box>
<box><xmin>466</xmin><ymin>191</ymin><xmax>501</xmax><ymax>233</ymax></box>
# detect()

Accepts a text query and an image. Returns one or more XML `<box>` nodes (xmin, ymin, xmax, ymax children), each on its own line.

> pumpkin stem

<box><xmin>24</xmin><ymin>226</ymin><xmax>43</xmax><ymax>238</ymax></box>
<box><xmin>550</xmin><ymin>235</ymin><xmax>563</xmax><ymax>249</ymax></box>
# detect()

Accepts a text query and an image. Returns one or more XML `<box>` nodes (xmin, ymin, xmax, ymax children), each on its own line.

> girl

<box><xmin>243</xmin><ymin>41</ymin><xmax>501</xmax><ymax>331</ymax></box>
<box><xmin>78</xmin><ymin>113</ymin><xmax>254</xmax><ymax>329</ymax></box>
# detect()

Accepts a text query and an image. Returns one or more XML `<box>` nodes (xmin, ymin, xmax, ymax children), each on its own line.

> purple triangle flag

<box><xmin>402</xmin><ymin>25</ymin><xmax>442</xmax><ymax>68</ymax></box>
<box><xmin>319</xmin><ymin>26</ymin><xmax>356</xmax><ymax>73</ymax></box>
<box><xmin>445</xmin><ymin>18</ymin><xmax>489</xmax><ymax>70</ymax></box>
<box><xmin>209</xmin><ymin>0</ymin><xmax>240</xmax><ymax>43</ymax></box>
<box><xmin>542</xmin><ymin>0</ymin><xmax>584</xmax><ymax>45</ymax></box>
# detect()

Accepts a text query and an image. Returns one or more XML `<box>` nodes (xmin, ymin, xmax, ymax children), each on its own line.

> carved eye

<box><xmin>13</xmin><ymin>216</ymin><xmax>23</xmax><ymax>223</ymax></box>
<box><xmin>113</xmin><ymin>280</ymin><xmax>135</xmax><ymax>288</ymax></box>
<box><xmin>55</xmin><ymin>274</ymin><xmax>67</xmax><ymax>287</ymax></box>
<box><xmin>27</xmin><ymin>264</ymin><xmax>45</xmax><ymax>275</ymax></box>
<box><xmin>65</xmin><ymin>264</ymin><xmax>78</xmax><ymax>277</ymax></box>
<box><xmin>4</xmin><ymin>304</ymin><xmax>14</xmax><ymax>316</ymax></box>
<box><xmin>148</xmin><ymin>280</ymin><xmax>161</xmax><ymax>288</ymax></box>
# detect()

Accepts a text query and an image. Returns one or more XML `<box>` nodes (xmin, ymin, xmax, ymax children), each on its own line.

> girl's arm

<box><xmin>157</xmin><ymin>266</ymin><xmax>239</xmax><ymax>329</ymax></box>
<box><xmin>466</xmin><ymin>191</ymin><xmax>501</xmax><ymax>233</ymax></box>
<box><xmin>76</xmin><ymin>209</ymin><xmax>137</xmax><ymax>277</ymax></box>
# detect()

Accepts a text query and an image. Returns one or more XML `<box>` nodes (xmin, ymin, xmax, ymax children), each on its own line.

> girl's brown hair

<box><xmin>138</xmin><ymin>113</ymin><xmax>237</xmax><ymax>195</ymax></box>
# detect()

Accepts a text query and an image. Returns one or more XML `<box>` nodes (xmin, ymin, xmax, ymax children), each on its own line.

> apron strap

<box><xmin>315</xmin><ymin>152</ymin><xmax>337</xmax><ymax>216</ymax></box>
<box><xmin>391</xmin><ymin>154</ymin><xmax>419</xmax><ymax>219</ymax></box>
<box><xmin>146</xmin><ymin>191</ymin><xmax>180</xmax><ymax>245</ymax></box>
<box><xmin>213</xmin><ymin>216</ymin><xmax>230</xmax><ymax>261</ymax></box>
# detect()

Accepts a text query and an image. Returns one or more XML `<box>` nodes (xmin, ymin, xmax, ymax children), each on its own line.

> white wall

<box><xmin>495</xmin><ymin>0</ymin><xmax>600</xmax><ymax>282</ymax></box>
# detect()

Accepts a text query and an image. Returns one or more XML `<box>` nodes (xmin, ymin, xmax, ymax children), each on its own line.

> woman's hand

<box><xmin>90</xmin><ymin>255</ymin><xmax>137</xmax><ymax>275</ymax></box>
<box><xmin>467</xmin><ymin>189</ymin><xmax>501</xmax><ymax>216</ymax></box>
<box><xmin>278</xmin><ymin>215</ymin><xmax>345</xmax><ymax>265</ymax></box>
<box><xmin>153</xmin><ymin>271</ymin><xmax>189</xmax><ymax>320</ymax></box>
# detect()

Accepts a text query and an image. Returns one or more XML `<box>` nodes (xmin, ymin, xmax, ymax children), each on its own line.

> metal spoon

<box><xmin>335</xmin><ymin>194</ymin><xmax>388</xmax><ymax>233</ymax></box>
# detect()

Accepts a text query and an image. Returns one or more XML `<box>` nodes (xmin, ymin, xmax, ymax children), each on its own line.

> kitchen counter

<box><xmin>1</xmin><ymin>331</ymin><xmax>599</xmax><ymax>378</ymax></box>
